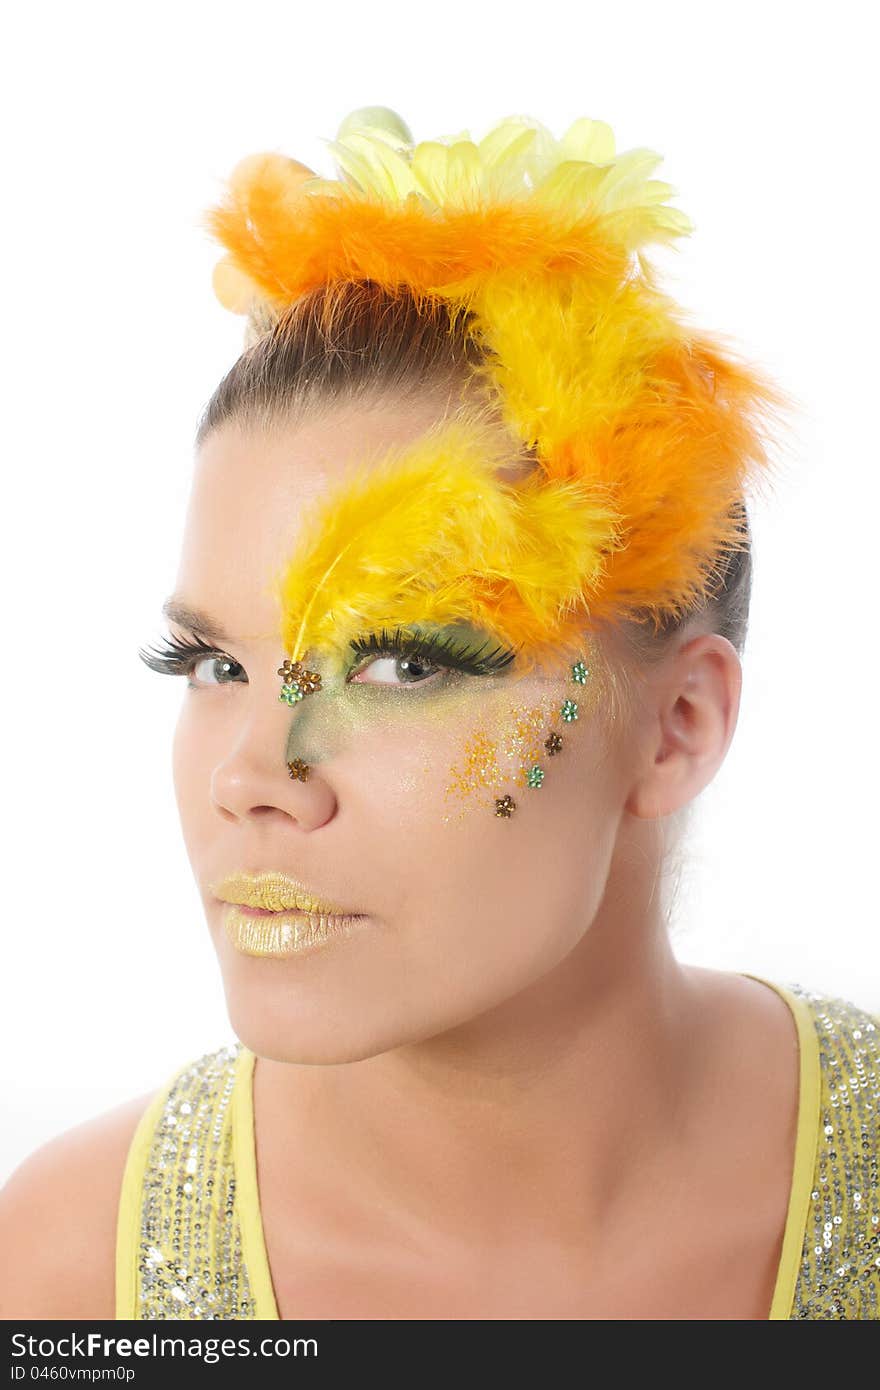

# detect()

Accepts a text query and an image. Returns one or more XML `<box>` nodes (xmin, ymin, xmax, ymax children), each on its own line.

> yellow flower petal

<box><xmin>438</xmin><ymin>140</ymin><xmax>484</xmax><ymax>208</ymax></box>
<box><xmin>477</xmin><ymin>123</ymin><xmax>538</xmax><ymax>199</ymax></box>
<box><xmin>534</xmin><ymin>160</ymin><xmax>612</xmax><ymax>216</ymax></box>
<box><xmin>410</xmin><ymin>140</ymin><xmax>453</xmax><ymax>203</ymax></box>
<box><xmin>558</xmin><ymin>116</ymin><xmax>616</xmax><ymax>165</ymax></box>
<box><xmin>324</xmin><ymin>131</ymin><xmax>417</xmax><ymax>199</ymax></box>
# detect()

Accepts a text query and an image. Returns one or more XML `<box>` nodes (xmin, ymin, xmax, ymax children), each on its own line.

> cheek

<box><xmin>414</xmin><ymin>678</ymin><xmax>620</xmax><ymax>1000</ymax></box>
<box><xmin>435</xmin><ymin>675</ymin><xmax>617</xmax><ymax>921</ymax></box>
<box><xmin>171</xmin><ymin>701</ymin><xmax>196</xmax><ymax>807</ymax></box>
<box><xmin>346</xmin><ymin>676</ymin><xmax>620</xmax><ymax>1010</ymax></box>
<box><xmin>441</xmin><ymin>688</ymin><xmax>577</xmax><ymax>824</ymax></box>
<box><xmin>171</xmin><ymin>696</ymin><xmax>228</xmax><ymax>838</ymax></box>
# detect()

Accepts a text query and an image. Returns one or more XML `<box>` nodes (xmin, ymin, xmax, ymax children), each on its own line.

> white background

<box><xmin>2</xmin><ymin>0</ymin><xmax>877</xmax><ymax>1182</ymax></box>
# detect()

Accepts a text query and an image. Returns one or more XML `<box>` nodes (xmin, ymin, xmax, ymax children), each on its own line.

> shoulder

<box><xmin>0</xmin><ymin>1088</ymin><xmax>158</xmax><ymax>1320</ymax></box>
<box><xmin>743</xmin><ymin>973</ymin><xmax>880</xmax><ymax>1109</ymax></box>
<box><xmin>0</xmin><ymin>1043</ymin><xmax>241</xmax><ymax>1322</ymax></box>
<box><xmin>731</xmin><ymin>970</ymin><xmax>879</xmax><ymax>1059</ymax></box>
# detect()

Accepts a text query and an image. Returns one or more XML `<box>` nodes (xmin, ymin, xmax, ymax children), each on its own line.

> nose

<box><xmin>209</xmin><ymin>677</ymin><xmax>336</xmax><ymax>829</ymax></box>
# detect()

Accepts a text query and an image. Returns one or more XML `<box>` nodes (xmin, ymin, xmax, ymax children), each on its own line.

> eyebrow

<box><xmin>161</xmin><ymin>597</ymin><xmax>231</xmax><ymax>644</ymax></box>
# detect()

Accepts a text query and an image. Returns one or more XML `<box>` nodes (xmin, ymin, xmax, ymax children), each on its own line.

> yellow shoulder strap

<box><xmin>739</xmin><ymin>973</ymin><xmax>821</xmax><ymax>1320</ymax></box>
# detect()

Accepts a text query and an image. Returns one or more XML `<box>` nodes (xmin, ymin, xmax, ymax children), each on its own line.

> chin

<box><xmin>219</xmin><ymin>976</ymin><xmax>430</xmax><ymax>1066</ymax></box>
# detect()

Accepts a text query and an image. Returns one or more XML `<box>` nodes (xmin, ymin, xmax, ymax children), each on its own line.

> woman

<box><xmin>1</xmin><ymin>107</ymin><xmax>877</xmax><ymax>1322</ymax></box>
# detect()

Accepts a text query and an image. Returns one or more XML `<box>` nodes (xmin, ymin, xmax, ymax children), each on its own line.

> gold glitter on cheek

<box><xmin>440</xmin><ymin>692</ymin><xmax>560</xmax><ymax>825</ymax></box>
<box><xmin>435</xmin><ymin>639</ymin><xmax>616</xmax><ymax>824</ymax></box>
<box><xmin>443</xmin><ymin>728</ymin><xmax>506</xmax><ymax>809</ymax></box>
<box><xmin>501</xmin><ymin>702</ymin><xmax>559</xmax><ymax>780</ymax></box>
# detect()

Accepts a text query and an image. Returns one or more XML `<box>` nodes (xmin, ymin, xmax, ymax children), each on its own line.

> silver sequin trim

<box><xmin>786</xmin><ymin>983</ymin><xmax>880</xmax><ymax>1319</ymax></box>
<box><xmin>135</xmin><ymin>1042</ymin><xmax>257</xmax><ymax>1319</ymax></box>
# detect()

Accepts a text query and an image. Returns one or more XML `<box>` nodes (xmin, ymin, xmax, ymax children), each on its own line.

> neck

<box><xmin>253</xmin><ymin>859</ymin><xmax>713</xmax><ymax>1251</ymax></box>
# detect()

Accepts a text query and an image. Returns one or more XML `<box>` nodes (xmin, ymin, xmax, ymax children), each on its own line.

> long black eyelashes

<box><xmin>137</xmin><ymin>626</ymin><xmax>517</xmax><ymax>682</ymax></box>
<box><xmin>348</xmin><ymin>626</ymin><xmax>516</xmax><ymax>678</ymax></box>
<box><xmin>137</xmin><ymin>630</ymin><xmax>224</xmax><ymax>677</ymax></box>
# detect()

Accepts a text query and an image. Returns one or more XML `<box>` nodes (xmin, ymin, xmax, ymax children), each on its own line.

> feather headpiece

<box><xmin>202</xmin><ymin>107</ymin><xmax>792</xmax><ymax>672</ymax></box>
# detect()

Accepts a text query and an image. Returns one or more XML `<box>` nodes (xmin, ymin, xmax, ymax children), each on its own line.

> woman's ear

<box><xmin>625</xmin><ymin>633</ymin><xmax>743</xmax><ymax>821</ymax></box>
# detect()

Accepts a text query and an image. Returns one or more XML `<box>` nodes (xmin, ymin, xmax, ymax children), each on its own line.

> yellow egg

<box><xmin>228</xmin><ymin>151</ymin><xmax>317</xmax><ymax>198</ymax></box>
<box><xmin>211</xmin><ymin>256</ymin><xmax>256</xmax><ymax>314</ymax></box>
<box><xmin>336</xmin><ymin>106</ymin><xmax>413</xmax><ymax>147</ymax></box>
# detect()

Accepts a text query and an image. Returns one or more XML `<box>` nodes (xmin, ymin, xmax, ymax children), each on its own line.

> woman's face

<box><xmin>169</xmin><ymin>396</ymin><xmax>644</xmax><ymax>1063</ymax></box>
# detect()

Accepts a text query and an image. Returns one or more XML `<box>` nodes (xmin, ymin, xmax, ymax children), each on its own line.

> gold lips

<box><xmin>221</xmin><ymin>904</ymin><xmax>365</xmax><ymax>957</ymax></box>
<box><xmin>209</xmin><ymin>869</ymin><xmax>357</xmax><ymax>917</ymax></box>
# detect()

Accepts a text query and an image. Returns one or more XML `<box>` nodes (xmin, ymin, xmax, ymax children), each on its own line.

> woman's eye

<box><xmin>189</xmin><ymin>654</ymin><xmax>246</xmax><ymax>687</ymax></box>
<box><xmin>349</xmin><ymin>653</ymin><xmax>444</xmax><ymax>687</ymax></box>
<box><xmin>343</xmin><ymin>626</ymin><xmax>516</xmax><ymax>687</ymax></box>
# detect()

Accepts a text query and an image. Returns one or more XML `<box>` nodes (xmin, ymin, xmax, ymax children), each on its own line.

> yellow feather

<box><xmin>271</xmin><ymin>408</ymin><xmax>624</xmax><ymax>678</ymax></box>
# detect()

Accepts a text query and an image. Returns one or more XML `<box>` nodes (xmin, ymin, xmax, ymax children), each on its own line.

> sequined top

<box><xmin>114</xmin><ymin>974</ymin><xmax>880</xmax><ymax>1320</ymax></box>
